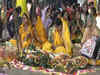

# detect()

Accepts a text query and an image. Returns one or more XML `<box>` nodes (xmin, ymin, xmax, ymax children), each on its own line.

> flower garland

<box><xmin>10</xmin><ymin>59</ymin><xmax>96</xmax><ymax>75</ymax></box>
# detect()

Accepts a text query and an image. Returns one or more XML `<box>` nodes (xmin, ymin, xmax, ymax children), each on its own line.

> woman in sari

<box><xmin>45</xmin><ymin>11</ymin><xmax>72</xmax><ymax>56</ymax></box>
<box><xmin>34</xmin><ymin>9</ymin><xmax>72</xmax><ymax>56</ymax></box>
<box><xmin>19</xmin><ymin>13</ymin><xmax>33</xmax><ymax>54</ymax></box>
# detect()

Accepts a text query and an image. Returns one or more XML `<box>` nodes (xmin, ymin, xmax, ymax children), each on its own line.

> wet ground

<box><xmin>0</xmin><ymin>66</ymin><xmax>98</xmax><ymax>75</ymax></box>
<box><xmin>4</xmin><ymin>68</ymin><xmax>49</xmax><ymax>75</ymax></box>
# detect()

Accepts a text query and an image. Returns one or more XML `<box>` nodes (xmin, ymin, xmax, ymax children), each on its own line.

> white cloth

<box><xmin>41</xmin><ymin>6</ymin><xmax>52</xmax><ymax>31</ymax></box>
<box><xmin>9</xmin><ymin>15</ymin><xmax>14</xmax><ymax>22</ymax></box>
<box><xmin>96</xmin><ymin>16</ymin><xmax>100</xmax><ymax>29</ymax></box>
<box><xmin>27</xmin><ymin>3</ymin><xmax>32</xmax><ymax>12</ymax></box>
<box><xmin>41</xmin><ymin>6</ymin><xmax>49</xmax><ymax>25</ymax></box>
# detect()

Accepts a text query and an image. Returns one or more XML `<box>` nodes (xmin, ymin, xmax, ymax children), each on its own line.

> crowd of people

<box><xmin>0</xmin><ymin>0</ymin><xmax>100</xmax><ymax>58</ymax></box>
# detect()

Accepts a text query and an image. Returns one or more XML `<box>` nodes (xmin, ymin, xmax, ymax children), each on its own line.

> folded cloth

<box><xmin>80</xmin><ymin>36</ymin><xmax>97</xmax><ymax>58</ymax></box>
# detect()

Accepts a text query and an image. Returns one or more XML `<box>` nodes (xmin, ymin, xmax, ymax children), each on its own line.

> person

<box><xmin>53</xmin><ymin>14</ymin><xmax>63</xmax><ymax>48</ymax></box>
<box><xmin>60</xmin><ymin>11</ymin><xmax>72</xmax><ymax>56</ymax></box>
<box><xmin>36</xmin><ymin>5</ymin><xmax>41</xmax><ymax>16</ymax></box>
<box><xmin>42</xmin><ymin>12</ymin><xmax>65</xmax><ymax>53</ymax></box>
<box><xmin>19</xmin><ymin>13</ymin><xmax>33</xmax><ymax>50</ymax></box>
<box><xmin>16</xmin><ymin>0</ymin><xmax>27</xmax><ymax>16</ymax></box>
<box><xmin>41</xmin><ymin>6</ymin><xmax>49</xmax><ymax>29</ymax></box>
<box><xmin>71</xmin><ymin>10</ymin><xmax>83</xmax><ymax>43</ymax></box>
<box><xmin>42</xmin><ymin>6</ymin><xmax>52</xmax><ymax>34</ymax></box>
<box><xmin>27</xmin><ymin>0</ymin><xmax>35</xmax><ymax>23</ymax></box>
<box><xmin>96</xmin><ymin>12</ymin><xmax>100</xmax><ymax>30</ymax></box>
<box><xmin>81</xmin><ymin>7</ymin><xmax>96</xmax><ymax>43</ymax></box>
<box><xmin>0</xmin><ymin>18</ymin><xmax>3</xmax><ymax>40</ymax></box>
<box><xmin>80</xmin><ymin>13</ymin><xmax>100</xmax><ymax>65</ymax></box>
<box><xmin>1</xmin><ymin>6</ymin><xmax>10</xmax><ymax>42</ymax></box>
<box><xmin>7</xmin><ymin>0</ymin><xmax>13</xmax><ymax>10</ymax></box>
<box><xmin>94</xmin><ymin>12</ymin><xmax>100</xmax><ymax>59</ymax></box>
<box><xmin>27</xmin><ymin>0</ymin><xmax>32</xmax><ymax>13</ymax></box>
<box><xmin>43</xmin><ymin>11</ymin><xmax>72</xmax><ymax>56</ymax></box>
<box><xmin>7</xmin><ymin>7</ymin><xmax>22</xmax><ymax>39</ymax></box>
<box><xmin>35</xmin><ymin>15</ymin><xmax>48</xmax><ymax>48</ymax></box>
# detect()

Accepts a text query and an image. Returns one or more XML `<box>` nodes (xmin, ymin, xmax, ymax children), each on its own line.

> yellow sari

<box><xmin>19</xmin><ymin>24</ymin><xmax>32</xmax><ymax>49</ymax></box>
<box><xmin>52</xmin><ymin>27</ymin><xmax>66</xmax><ymax>54</ymax></box>
<box><xmin>32</xmin><ymin>27</ymin><xmax>42</xmax><ymax>48</ymax></box>
<box><xmin>53</xmin><ymin>28</ymin><xmax>63</xmax><ymax>47</ymax></box>
<box><xmin>35</xmin><ymin>16</ymin><xmax>72</xmax><ymax>56</ymax></box>
<box><xmin>61</xmin><ymin>18</ymin><xmax>72</xmax><ymax>56</ymax></box>
<box><xmin>16</xmin><ymin>0</ymin><xmax>27</xmax><ymax>16</ymax></box>
<box><xmin>42</xmin><ymin>18</ymin><xmax>72</xmax><ymax>56</ymax></box>
<box><xmin>19</xmin><ymin>23</ymin><xmax>33</xmax><ymax>56</ymax></box>
<box><xmin>35</xmin><ymin>16</ymin><xmax>47</xmax><ymax>43</ymax></box>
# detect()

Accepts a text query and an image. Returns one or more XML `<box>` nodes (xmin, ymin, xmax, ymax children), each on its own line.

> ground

<box><xmin>5</xmin><ymin>68</ymin><xmax>49</xmax><ymax>75</ymax></box>
<box><xmin>1</xmin><ymin>66</ymin><xmax>99</xmax><ymax>75</ymax></box>
<box><xmin>6</xmin><ymin>68</ymin><xmax>100</xmax><ymax>75</ymax></box>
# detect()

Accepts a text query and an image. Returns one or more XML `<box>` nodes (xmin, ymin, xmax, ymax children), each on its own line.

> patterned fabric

<box><xmin>80</xmin><ymin>36</ymin><xmax>97</xmax><ymax>58</ymax></box>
